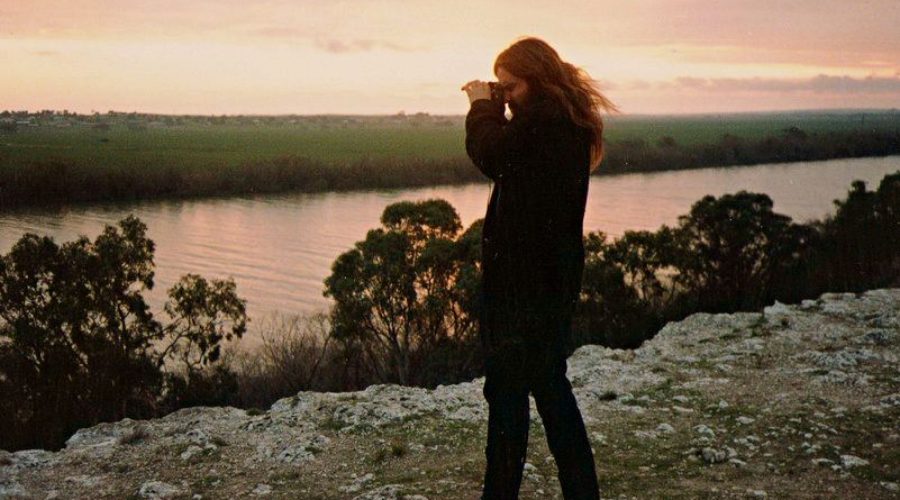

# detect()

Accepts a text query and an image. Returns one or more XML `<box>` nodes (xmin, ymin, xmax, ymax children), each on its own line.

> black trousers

<box><xmin>480</xmin><ymin>331</ymin><xmax>600</xmax><ymax>499</ymax></box>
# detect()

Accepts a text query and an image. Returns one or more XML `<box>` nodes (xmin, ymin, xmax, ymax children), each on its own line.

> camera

<box><xmin>488</xmin><ymin>82</ymin><xmax>505</xmax><ymax>104</ymax></box>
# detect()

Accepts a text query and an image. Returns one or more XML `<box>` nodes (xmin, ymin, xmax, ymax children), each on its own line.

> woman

<box><xmin>461</xmin><ymin>37</ymin><xmax>617</xmax><ymax>499</ymax></box>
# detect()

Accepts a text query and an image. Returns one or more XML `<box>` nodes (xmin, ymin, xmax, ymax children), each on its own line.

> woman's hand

<box><xmin>461</xmin><ymin>80</ymin><xmax>492</xmax><ymax>104</ymax></box>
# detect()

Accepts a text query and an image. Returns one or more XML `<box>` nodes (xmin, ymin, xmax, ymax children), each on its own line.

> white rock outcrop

<box><xmin>2</xmin><ymin>288</ymin><xmax>898</xmax><ymax>498</ymax></box>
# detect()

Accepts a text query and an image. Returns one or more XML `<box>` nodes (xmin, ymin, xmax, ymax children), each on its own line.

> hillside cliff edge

<box><xmin>2</xmin><ymin>289</ymin><xmax>899</xmax><ymax>499</ymax></box>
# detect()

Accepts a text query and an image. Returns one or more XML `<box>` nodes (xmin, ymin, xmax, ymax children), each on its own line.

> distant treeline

<box><xmin>1</xmin><ymin>125</ymin><xmax>899</xmax><ymax>209</ymax></box>
<box><xmin>602</xmin><ymin>127</ymin><xmax>900</xmax><ymax>174</ymax></box>
<box><xmin>2</xmin><ymin>171</ymin><xmax>898</xmax><ymax>451</ymax></box>
<box><xmin>0</xmin><ymin>108</ymin><xmax>451</xmax><ymax>128</ymax></box>
<box><xmin>0</xmin><ymin>156</ymin><xmax>483</xmax><ymax>208</ymax></box>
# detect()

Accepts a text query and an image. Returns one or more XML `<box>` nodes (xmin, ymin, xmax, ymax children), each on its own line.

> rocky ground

<box><xmin>2</xmin><ymin>289</ymin><xmax>899</xmax><ymax>499</ymax></box>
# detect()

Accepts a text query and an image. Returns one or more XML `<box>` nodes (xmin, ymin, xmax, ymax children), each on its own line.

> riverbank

<box><xmin>4</xmin><ymin>157</ymin><xmax>898</xmax><ymax>323</ymax></box>
<box><xmin>4</xmin><ymin>289</ymin><xmax>898</xmax><ymax>498</ymax></box>
<box><xmin>1</xmin><ymin>109</ymin><xmax>898</xmax><ymax>210</ymax></box>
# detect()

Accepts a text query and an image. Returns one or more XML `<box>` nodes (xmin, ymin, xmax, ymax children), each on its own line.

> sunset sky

<box><xmin>2</xmin><ymin>0</ymin><xmax>899</xmax><ymax>115</ymax></box>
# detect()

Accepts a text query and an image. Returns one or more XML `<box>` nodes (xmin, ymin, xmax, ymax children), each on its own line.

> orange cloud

<box><xmin>2</xmin><ymin>0</ymin><xmax>899</xmax><ymax>114</ymax></box>
<box><xmin>661</xmin><ymin>75</ymin><xmax>900</xmax><ymax>94</ymax></box>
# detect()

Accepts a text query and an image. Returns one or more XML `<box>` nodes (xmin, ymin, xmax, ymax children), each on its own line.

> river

<box><xmin>2</xmin><ymin>156</ymin><xmax>898</xmax><ymax>323</ymax></box>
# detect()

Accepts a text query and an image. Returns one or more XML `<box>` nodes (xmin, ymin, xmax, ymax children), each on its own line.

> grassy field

<box><xmin>2</xmin><ymin>110</ymin><xmax>897</xmax><ymax>169</ymax></box>
<box><xmin>1</xmin><ymin>109</ymin><xmax>898</xmax><ymax>208</ymax></box>
<box><xmin>607</xmin><ymin>109</ymin><xmax>900</xmax><ymax>146</ymax></box>
<box><xmin>0</xmin><ymin>124</ymin><xmax>466</xmax><ymax>169</ymax></box>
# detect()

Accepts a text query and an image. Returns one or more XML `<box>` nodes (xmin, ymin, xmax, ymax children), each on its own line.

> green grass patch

<box><xmin>370</xmin><ymin>437</ymin><xmax>409</xmax><ymax>465</ymax></box>
<box><xmin>320</xmin><ymin>416</ymin><xmax>349</xmax><ymax>432</ymax></box>
<box><xmin>3</xmin><ymin>110</ymin><xmax>899</xmax><ymax>209</ymax></box>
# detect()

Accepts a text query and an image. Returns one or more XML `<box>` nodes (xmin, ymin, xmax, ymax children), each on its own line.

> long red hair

<box><xmin>494</xmin><ymin>37</ymin><xmax>618</xmax><ymax>172</ymax></box>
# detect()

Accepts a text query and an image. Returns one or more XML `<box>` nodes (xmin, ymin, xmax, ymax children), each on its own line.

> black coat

<box><xmin>465</xmin><ymin>96</ymin><xmax>591</xmax><ymax>357</ymax></box>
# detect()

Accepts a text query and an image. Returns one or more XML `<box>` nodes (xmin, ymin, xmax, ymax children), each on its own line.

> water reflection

<box><xmin>2</xmin><ymin>156</ymin><xmax>898</xmax><ymax>320</ymax></box>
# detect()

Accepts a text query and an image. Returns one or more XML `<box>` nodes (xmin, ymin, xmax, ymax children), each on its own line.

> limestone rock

<box><xmin>3</xmin><ymin>288</ymin><xmax>898</xmax><ymax>498</ymax></box>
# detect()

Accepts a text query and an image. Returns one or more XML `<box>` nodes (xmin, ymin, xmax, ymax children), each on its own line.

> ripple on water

<box><xmin>2</xmin><ymin>156</ymin><xmax>898</xmax><ymax>321</ymax></box>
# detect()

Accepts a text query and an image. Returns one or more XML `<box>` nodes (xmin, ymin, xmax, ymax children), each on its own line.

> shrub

<box><xmin>0</xmin><ymin>216</ymin><xmax>246</xmax><ymax>451</ymax></box>
<box><xmin>324</xmin><ymin>199</ymin><xmax>482</xmax><ymax>386</ymax></box>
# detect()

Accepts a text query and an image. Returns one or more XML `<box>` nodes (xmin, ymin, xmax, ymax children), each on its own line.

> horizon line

<box><xmin>4</xmin><ymin>106</ymin><xmax>899</xmax><ymax>119</ymax></box>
